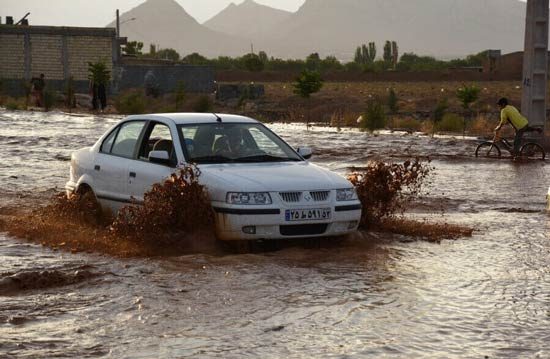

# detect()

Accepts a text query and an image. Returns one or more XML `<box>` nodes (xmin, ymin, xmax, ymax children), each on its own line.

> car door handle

<box><xmin>129</xmin><ymin>172</ymin><xmax>137</xmax><ymax>178</ymax></box>
<box><xmin>94</xmin><ymin>165</ymin><xmax>101</xmax><ymax>171</ymax></box>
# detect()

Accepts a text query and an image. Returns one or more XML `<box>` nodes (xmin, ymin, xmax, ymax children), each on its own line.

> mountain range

<box><xmin>110</xmin><ymin>0</ymin><xmax>529</xmax><ymax>60</ymax></box>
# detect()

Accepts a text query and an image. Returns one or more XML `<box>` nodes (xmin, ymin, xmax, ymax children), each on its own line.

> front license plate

<box><xmin>285</xmin><ymin>208</ymin><xmax>331</xmax><ymax>222</ymax></box>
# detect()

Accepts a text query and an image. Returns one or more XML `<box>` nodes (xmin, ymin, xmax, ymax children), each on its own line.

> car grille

<box><xmin>310</xmin><ymin>191</ymin><xmax>330</xmax><ymax>202</ymax></box>
<box><xmin>279</xmin><ymin>191</ymin><xmax>330</xmax><ymax>203</ymax></box>
<box><xmin>280</xmin><ymin>192</ymin><xmax>302</xmax><ymax>202</ymax></box>
<box><xmin>280</xmin><ymin>224</ymin><xmax>329</xmax><ymax>236</ymax></box>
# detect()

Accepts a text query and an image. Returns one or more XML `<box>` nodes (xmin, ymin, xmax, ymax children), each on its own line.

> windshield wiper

<box><xmin>191</xmin><ymin>155</ymin><xmax>235</xmax><ymax>164</ymax></box>
<box><xmin>235</xmin><ymin>154</ymin><xmax>300</xmax><ymax>163</ymax></box>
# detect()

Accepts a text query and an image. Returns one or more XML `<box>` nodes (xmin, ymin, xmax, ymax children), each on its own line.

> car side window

<box><xmin>100</xmin><ymin>128</ymin><xmax>118</xmax><ymax>154</ymax></box>
<box><xmin>138</xmin><ymin>122</ymin><xmax>176</xmax><ymax>166</ymax></box>
<box><xmin>111</xmin><ymin>121</ymin><xmax>146</xmax><ymax>158</ymax></box>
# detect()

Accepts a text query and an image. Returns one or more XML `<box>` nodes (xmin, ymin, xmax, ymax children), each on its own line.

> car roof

<box><xmin>124</xmin><ymin>113</ymin><xmax>259</xmax><ymax>125</ymax></box>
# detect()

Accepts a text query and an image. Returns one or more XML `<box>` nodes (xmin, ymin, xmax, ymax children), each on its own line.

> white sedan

<box><xmin>65</xmin><ymin>113</ymin><xmax>362</xmax><ymax>240</ymax></box>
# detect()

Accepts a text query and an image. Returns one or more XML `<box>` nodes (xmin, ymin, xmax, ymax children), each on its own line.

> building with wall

<box><xmin>482</xmin><ymin>50</ymin><xmax>550</xmax><ymax>79</ymax></box>
<box><xmin>0</xmin><ymin>25</ymin><xmax>118</xmax><ymax>95</ymax></box>
<box><xmin>0</xmin><ymin>24</ymin><xmax>215</xmax><ymax>97</ymax></box>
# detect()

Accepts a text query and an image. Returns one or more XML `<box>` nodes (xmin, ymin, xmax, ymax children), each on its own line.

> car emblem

<box><xmin>304</xmin><ymin>193</ymin><xmax>312</xmax><ymax>202</ymax></box>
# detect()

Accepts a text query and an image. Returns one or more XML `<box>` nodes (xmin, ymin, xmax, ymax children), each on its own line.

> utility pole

<box><xmin>522</xmin><ymin>0</ymin><xmax>549</xmax><ymax>138</ymax></box>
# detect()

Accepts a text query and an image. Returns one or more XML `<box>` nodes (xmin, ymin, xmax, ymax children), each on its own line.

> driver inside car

<box><xmin>214</xmin><ymin>127</ymin><xmax>252</xmax><ymax>157</ymax></box>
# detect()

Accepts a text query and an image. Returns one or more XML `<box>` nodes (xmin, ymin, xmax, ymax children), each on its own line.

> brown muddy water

<box><xmin>1</xmin><ymin>109</ymin><xmax>549</xmax><ymax>358</ymax></box>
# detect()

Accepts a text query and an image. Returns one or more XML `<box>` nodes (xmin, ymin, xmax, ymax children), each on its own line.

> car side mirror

<box><xmin>297</xmin><ymin>147</ymin><xmax>313</xmax><ymax>160</ymax></box>
<box><xmin>149</xmin><ymin>150</ymin><xmax>171</xmax><ymax>165</ymax></box>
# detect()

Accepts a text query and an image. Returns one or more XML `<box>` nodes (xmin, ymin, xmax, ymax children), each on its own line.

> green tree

<box><xmin>258</xmin><ymin>51</ymin><xmax>268</xmax><ymax>64</ymax></box>
<box><xmin>88</xmin><ymin>61</ymin><xmax>111</xmax><ymax>85</ymax></box>
<box><xmin>391</xmin><ymin>41</ymin><xmax>399</xmax><ymax>68</ymax></box>
<box><xmin>432</xmin><ymin>98</ymin><xmax>449</xmax><ymax>136</ymax></box>
<box><xmin>293</xmin><ymin>69</ymin><xmax>323</xmax><ymax>98</ymax></box>
<box><xmin>242</xmin><ymin>53</ymin><xmax>264</xmax><ymax>72</ymax></box>
<box><xmin>457</xmin><ymin>84</ymin><xmax>480</xmax><ymax>110</ymax></box>
<box><xmin>156</xmin><ymin>48</ymin><xmax>181</xmax><ymax>62</ymax></box>
<box><xmin>124</xmin><ymin>41</ymin><xmax>143</xmax><ymax>56</ymax></box>
<box><xmin>383</xmin><ymin>41</ymin><xmax>393</xmax><ymax>63</ymax></box>
<box><xmin>368</xmin><ymin>42</ymin><xmax>377</xmax><ymax>63</ymax></box>
<box><xmin>320</xmin><ymin>56</ymin><xmax>343</xmax><ymax>72</ymax></box>
<box><xmin>354</xmin><ymin>46</ymin><xmax>364</xmax><ymax>64</ymax></box>
<box><xmin>362</xmin><ymin>99</ymin><xmax>387</xmax><ymax>133</ymax></box>
<box><xmin>306</xmin><ymin>52</ymin><xmax>321</xmax><ymax>70</ymax></box>
<box><xmin>354</xmin><ymin>43</ymin><xmax>376</xmax><ymax>65</ymax></box>
<box><xmin>182</xmin><ymin>52</ymin><xmax>209</xmax><ymax>65</ymax></box>
<box><xmin>397</xmin><ymin>53</ymin><xmax>447</xmax><ymax>71</ymax></box>
<box><xmin>456</xmin><ymin>84</ymin><xmax>480</xmax><ymax>136</ymax></box>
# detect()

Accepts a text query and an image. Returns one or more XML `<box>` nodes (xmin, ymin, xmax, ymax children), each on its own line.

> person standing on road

<box><xmin>30</xmin><ymin>74</ymin><xmax>45</xmax><ymax>107</ymax></box>
<box><xmin>495</xmin><ymin>98</ymin><xmax>529</xmax><ymax>155</ymax></box>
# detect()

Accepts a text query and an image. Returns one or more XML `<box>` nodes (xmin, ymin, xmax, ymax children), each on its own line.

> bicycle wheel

<box><xmin>520</xmin><ymin>143</ymin><xmax>546</xmax><ymax>160</ymax></box>
<box><xmin>475</xmin><ymin>142</ymin><xmax>501</xmax><ymax>158</ymax></box>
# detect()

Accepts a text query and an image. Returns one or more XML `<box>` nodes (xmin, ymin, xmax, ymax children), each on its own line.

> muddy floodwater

<box><xmin>1</xmin><ymin>109</ymin><xmax>549</xmax><ymax>358</ymax></box>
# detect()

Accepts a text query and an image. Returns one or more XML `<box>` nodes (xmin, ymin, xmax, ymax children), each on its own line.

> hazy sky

<box><xmin>1</xmin><ymin>0</ymin><xmax>307</xmax><ymax>26</ymax></box>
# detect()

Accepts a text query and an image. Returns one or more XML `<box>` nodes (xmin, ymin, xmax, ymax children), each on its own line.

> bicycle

<box><xmin>475</xmin><ymin>128</ymin><xmax>546</xmax><ymax>160</ymax></box>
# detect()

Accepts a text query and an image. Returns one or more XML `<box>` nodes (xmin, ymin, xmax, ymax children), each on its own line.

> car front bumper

<box><xmin>212</xmin><ymin>203</ymin><xmax>362</xmax><ymax>241</ymax></box>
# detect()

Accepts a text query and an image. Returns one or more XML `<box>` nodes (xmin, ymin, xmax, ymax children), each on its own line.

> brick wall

<box><xmin>30</xmin><ymin>34</ymin><xmax>64</xmax><ymax>79</ymax></box>
<box><xmin>0</xmin><ymin>33</ymin><xmax>25</xmax><ymax>78</ymax></box>
<box><xmin>67</xmin><ymin>36</ymin><xmax>114</xmax><ymax>80</ymax></box>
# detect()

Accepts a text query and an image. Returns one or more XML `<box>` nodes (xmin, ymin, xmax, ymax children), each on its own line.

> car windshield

<box><xmin>178</xmin><ymin>123</ymin><xmax>303</xmax><ymax>164</ymax></box>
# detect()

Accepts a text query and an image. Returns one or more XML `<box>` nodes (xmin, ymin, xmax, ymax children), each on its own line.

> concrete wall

<box><xmin>113</xmin><ymin>64</ymin><xmax>215</xmax><ymax>94</ymax></box>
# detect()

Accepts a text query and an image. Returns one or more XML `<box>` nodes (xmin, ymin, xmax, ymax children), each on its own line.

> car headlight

<box><xmin>227</xmin><ymin>192</ymin><xmax>272</xmax><ymax>205</ymax></box>
<box><xmin>336</xmin><ymin>188</ymin><xmax>358</xmax><ymax>201</ymax></box>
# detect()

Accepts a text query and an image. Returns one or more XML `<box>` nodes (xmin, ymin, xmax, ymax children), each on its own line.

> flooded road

<box><xmin>1</xmin><ymin>109</ymin><xmax>549</xmax><ymax>358</ymax></box>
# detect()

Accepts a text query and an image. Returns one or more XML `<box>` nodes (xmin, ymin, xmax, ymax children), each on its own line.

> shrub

<box><xmin>88</xmin><ymin>61</ymin><xmax>111</xmax><ymax>86</ymax></box>
<box><xmin>242</xmin><ymin>53</ymin><xmax>264</xmax><ymax>72</ymax></box>
<box><xmin>348</xmin><ymin>159</ymin><xmax>431</xmax><ymax>228</ymax></box>
<box><xmin>432</xmin><ymin>98</ymin><xmax>448</xmax><ymax>125</ymax></box>
<box><xmin>362</xmin><ymin>100</ymin><xmax>386</xmax><ymax>132</ymax></box>
<box><xmin>293</xmin><ymin>69</ymin><xmax>323</xmax><ymax>98</ymax></box>
<box><xmin>192</xmin><ymin>95</ymin><xmax>213</xmax><ymax>113</ymax></box>
<box><xmin>114</xmin><ymin>90</ymin><xmax>147</xmax><ymax>114</ymax></box>
<box><xmin>436</xmin><ymin>113</ymin><xmax>464</xmax><ymax>133</ymax></box>
<box><xmin>5</xmin><ymin>98</ymin><xmax>22</xmax><ymax>111</ymax></box>
<box><xmin>456</xmin><ymin>84</ymin><xmax>480</xmax><ymax>110</ymax></box>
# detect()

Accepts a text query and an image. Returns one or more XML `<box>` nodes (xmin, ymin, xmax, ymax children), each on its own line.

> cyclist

<box><xmin>495</xmin><ymin>98</ymin><xmax>530</xmax><ymax>156</ymax></box>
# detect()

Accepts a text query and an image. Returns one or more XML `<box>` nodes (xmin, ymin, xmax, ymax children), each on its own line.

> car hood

<box><xmin>199</xmin><ymin>162</ymin><xmax>351</xmax><ymax>196</ymax></box>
